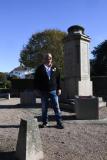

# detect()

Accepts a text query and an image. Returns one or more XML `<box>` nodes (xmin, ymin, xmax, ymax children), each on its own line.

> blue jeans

<box><xmin>41</xmin><ymin>90</ymin><xmax>62</xmax><ymax>124</ymax></box>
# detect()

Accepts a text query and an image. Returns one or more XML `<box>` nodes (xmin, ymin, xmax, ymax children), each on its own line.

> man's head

<box><xmin>43</xmin><ymin>53</ymin><xmax>52</xmax><ymax>66</ymax></box>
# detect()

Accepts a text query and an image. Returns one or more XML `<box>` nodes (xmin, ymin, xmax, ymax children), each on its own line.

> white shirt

<box><xmin>44</xmin><ymin>65</ymin><xmax>52</xmax><ymax>80</ymax></box>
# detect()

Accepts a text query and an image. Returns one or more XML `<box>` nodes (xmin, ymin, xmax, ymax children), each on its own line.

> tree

<box><xmin>91</xmin><ymin>40</ymin><xmax>107</xmax><ymax>76</ymax></box>
<box><xmin>19</xmin><ymin>29</ymin><xmax>66</xmax><ymax>75</ymax></box>
<box><xmin>0</xmin><ymin>72</ymin><xmax>7</xmax><ymax>88</ymax></box>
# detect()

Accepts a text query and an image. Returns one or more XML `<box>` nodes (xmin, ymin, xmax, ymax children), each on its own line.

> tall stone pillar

<box><xmin>64</xmin><ymin>25</ymin><xmax>93</xmax><ymax>99</ymax></box>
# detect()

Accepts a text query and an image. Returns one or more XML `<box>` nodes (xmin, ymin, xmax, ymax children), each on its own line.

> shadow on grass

<box><xmin>0</xmin><ymin>151</ymin><xmax>16</xmax><ymax>160</ymax></box>
<box><xmin>36</xmin><ymin>114</ymin><xmax>76</xmax><ymax>122</ymax></box>
<box><xmin>0</xmin><ymin>103</ymin><xmax>41</xmax><ymax>109</ymax></box>
<box><xmin>0</xmin><ymin>125</ymin><xmax>20</xmax><ymax>128</ymax></box>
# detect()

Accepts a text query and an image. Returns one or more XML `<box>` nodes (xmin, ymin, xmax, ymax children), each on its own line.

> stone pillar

<box><xmin>64</xmin><ymin>25</ymin><xmax>93</xmax><ymax>99</ymax></box>
<box><xmin>7</xmin><ymin>93</ymin><xmax>10</xmax><ymax>100</ymax></box>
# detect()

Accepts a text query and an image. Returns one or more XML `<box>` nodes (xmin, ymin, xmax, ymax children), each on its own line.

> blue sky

<box><xmin>0</xmin><ymin>0</ymin><xmax>107</xmax><ymax>72</ymax></box>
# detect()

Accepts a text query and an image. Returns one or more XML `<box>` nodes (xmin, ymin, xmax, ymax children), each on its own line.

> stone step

<box><xmin>60</xmin><ymin>97</ymin><xmax>107</xmax><ymax>112</ymax></box>
<box><xmin>67</xmin><ymin>119</ymin><xmax>107</xmax><ymax>124</ymax></box>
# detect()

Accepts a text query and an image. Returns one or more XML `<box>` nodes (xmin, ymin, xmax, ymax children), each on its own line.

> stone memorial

<box><xmin>62</xmin><ymin>25</ymin><xmax>99</xmax><ymax>119</ymax></box>
<box><xmin>64</xmin><ymin>25</ymin><xmax>93</xmax><ymax>99</ymax></box>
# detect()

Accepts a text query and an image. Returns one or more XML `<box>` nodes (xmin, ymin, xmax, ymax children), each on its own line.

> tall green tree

<box><xmin>91</xmin><ymin>40</ymin><xmax>107</xmax><ymax>76</ymax></box>
<box><xmin>0</xmin><ymin>72</ymin><xmax>7</xmax><ymax>88</ymax></box>
<box><xmin>19</xmin><ymin>29</ymin><xmax>66</xmax><ymax>75</ymax></box>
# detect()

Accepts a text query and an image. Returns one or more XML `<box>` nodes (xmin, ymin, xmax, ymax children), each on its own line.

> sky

<box><xmin>0</xmin><ymin>0</ymin><xmax>107</xmax><ymax>72</ymax></box>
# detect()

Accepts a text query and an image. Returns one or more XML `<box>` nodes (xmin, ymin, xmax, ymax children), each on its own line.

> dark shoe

<box><xmin>40</xmin><ymin>123</ymin><xmax>49</xmax><ymax>128</ymax></box>
<box><xmin>56</xmin><ymin>123</ymin><xmax>64</xmax><ymax>129</ymax></box>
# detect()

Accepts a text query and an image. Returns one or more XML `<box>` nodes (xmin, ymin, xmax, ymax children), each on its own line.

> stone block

<box><xmin>0</xmin><ymin>93</ymin><xmax>10</xmax><ymax>99</ymax></box>
<box><xmin>74</xmin><ymin>96</ymin><xmax>98</xmax><ymax>120</ymax></box>
<box><xmin>20</xmin><ymin>91</ymin><xmax>35</xmax><ymax>105</ymax></box>
<box><xmin>16</xmin><ymin>118</ymin><xmax>44</xmax><ymax>160</ymax></box>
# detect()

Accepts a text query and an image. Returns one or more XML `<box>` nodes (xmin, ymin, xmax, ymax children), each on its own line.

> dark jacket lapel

<box><xmin>41</xmin><ymin>64</ymin><xmax>49</xmax><ymax>80</ymax></box>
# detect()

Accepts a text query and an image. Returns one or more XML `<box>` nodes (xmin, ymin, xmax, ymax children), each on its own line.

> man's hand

<box><xmin>57</xmin><ymin>89</ymin><xmax>61</xmax><ymax>96</ymax></box>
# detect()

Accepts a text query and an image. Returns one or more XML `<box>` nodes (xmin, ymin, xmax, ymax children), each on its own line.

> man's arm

<box><xmin>56</xmin><ymin>69</ymin><xmax>61</xmax><ymax>96</ymax></box>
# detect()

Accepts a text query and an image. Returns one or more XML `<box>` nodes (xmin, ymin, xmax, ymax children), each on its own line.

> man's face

<box><xmin>44</xmin><ymin>54</ymin><xmax>52</xmax><ymax>65</ymax></box>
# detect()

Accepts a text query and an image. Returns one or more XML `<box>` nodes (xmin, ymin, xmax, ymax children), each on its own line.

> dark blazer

<box><xmin>34</xmin><ymin>64</ymin><xmax>61</xmax><ymax>91</ymax></box>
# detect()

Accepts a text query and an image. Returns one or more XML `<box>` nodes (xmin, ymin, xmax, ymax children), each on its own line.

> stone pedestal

<box><xmin>74</xmin><ymin>96</ymin><xmax>98</xmax><ymax>120</ymax></box>
<box><xmin>20</xmin><ymin>91</ymin><xmax>35</xmax><ymax>105</ymax></box>
<box><xmin>78</xmin><ymin>80</ymin><xmax>92</xmax><ymax>96</ymax></box>
<box><xmin>64</xmin><ymin>25</ymin><xmax>93</xmax><ymax>99</ymax></box>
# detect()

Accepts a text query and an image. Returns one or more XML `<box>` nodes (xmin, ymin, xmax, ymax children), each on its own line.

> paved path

<box><xmin>0</xmin><ymin>98</ymin><xmax>107</xmax><ymax>160</ymax></box>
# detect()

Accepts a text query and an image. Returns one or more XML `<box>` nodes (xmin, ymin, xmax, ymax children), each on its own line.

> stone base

<box><xmin>74</xmin><ymin>96</ymin><xmax>98</xmax><ymax>120</ymax></box>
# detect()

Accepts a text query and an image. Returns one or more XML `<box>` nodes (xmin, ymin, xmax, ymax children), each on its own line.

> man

<box><xmin>34</xmin><ymin>53</ymin><xmax>64</xmax><ymax>129</ymax></box>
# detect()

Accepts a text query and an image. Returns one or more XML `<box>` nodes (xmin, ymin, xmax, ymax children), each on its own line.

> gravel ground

<box><xmin>0</xmin><ymin>98</ymin><xmax>107</xmax><ymax>160</ymax></box>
